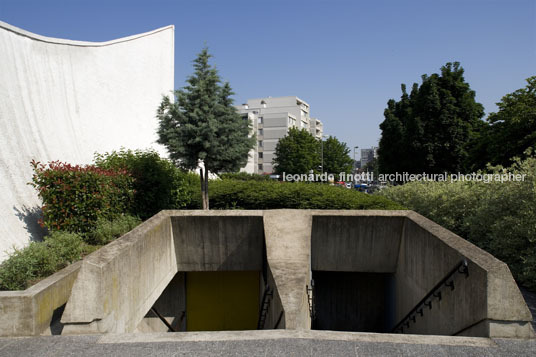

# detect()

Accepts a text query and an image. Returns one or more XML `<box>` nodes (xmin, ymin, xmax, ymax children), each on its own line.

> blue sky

<box><xmin>1</xmin><ymin>0</ymin><xmax>535</xmax><ymax>158</ymax></box>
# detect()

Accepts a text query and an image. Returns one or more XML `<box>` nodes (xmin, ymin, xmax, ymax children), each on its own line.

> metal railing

<box><xmin>391</xmin><ymin>259</ymin><xmax>469</xmax><ymax>334</ymax></box>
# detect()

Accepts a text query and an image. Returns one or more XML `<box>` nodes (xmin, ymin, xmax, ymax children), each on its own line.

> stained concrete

<box><xmin>1</xmin><ymin>210</ymin><xmax>533</xmax><ymax>340</ymax></box>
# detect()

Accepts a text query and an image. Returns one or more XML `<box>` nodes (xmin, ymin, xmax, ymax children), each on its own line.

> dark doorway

<box><xmin>312</xmin><ymin>271</ymin><xmax>395</xmax><ymax>332</ymax></box>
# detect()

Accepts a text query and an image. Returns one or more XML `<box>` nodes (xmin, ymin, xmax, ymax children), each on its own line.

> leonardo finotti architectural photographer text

<box><xmin>282</xmin><ymin>172</ymin><xmax>526</xmax><ymax>183</ymax></box>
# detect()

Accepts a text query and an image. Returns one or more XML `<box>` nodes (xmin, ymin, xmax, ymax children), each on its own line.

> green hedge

<box><xmin>380</xmin><ymin>154</ymin><xmax>536</xmax><ymax>290</ymax></box>
<box><xmin>219</xmin><ymin>172</ymin><xmax>272</xmax><ymax>181</ymax></box>
<box><xmin>194</xmin><ymin>179</ymin><xmax>405</xmax><ymax>210</ymax></box>
<box><xmin>94</xmin><ymin>149</ymin><xmax>197</xmax><ymax>220</ymax></box>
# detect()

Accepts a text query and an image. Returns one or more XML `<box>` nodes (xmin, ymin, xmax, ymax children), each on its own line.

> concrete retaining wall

<box><xmin>0</xmin><ymin>261</ymin><xmax>81</xmax><ymax>336</ymax></box>
<box><xmin>2</xmin><ymin>210</ymin><xmax>532</xmax><ymax>338</ymax></box>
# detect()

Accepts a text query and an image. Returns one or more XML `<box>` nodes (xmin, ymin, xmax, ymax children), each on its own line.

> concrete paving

<box><xmin>0</xmin><ymin>330</ymin><xmax>534</xmax><ymax>356</ymax></box>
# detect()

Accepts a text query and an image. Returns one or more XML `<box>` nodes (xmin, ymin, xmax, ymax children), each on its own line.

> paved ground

<box><xmin>0</xmin><ymin>330</ymin><xmax>534</xmax><ymax>357</ymax></box>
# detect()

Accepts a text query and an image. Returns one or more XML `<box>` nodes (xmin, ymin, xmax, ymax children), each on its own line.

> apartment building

<box><xmin>360</xmin><ymin>147</ymin><xmax>377</xmax><ymax>168</ymax></box>
<box><xmin>236</xmin><ymin>96</ymin><xmax>324</xmax><ymax>174</ymax></box>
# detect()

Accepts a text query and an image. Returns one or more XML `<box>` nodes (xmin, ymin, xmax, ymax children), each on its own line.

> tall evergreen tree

<box><xmin>378</xmin><ymin>62</ymin><xmax>484</xmax><ymax>175</ymax></box>
<box><xmin>157</xmin><ymin>48</ymin><xmax>255</xmax><ymax>209</ymax></box>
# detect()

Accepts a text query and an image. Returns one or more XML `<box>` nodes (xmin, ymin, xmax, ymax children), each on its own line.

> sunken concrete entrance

<box><xmin>1</xmin><ymin>210</ymin><xmax>533</xmax><ymax>339</ymax></box>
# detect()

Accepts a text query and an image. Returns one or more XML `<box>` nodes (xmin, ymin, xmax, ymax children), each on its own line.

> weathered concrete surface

<box><xmin>263</xmin><ymin>210</ymin><xmax>312</xmax><ymax>330</ymax></box>
<box><xmin>396</xmin><ymin>212</ymin><xmax>533</xmax><ymax>338</ymax></box>
<box><xmin>0</xmin><ymin>20</ymin><xmax>174</xmax><ymax>262</ymax></box>
<box><xmin>61</xmin><ymin>212</ymin><xmax>175</xmax><ymax>334</ymax></box>
<box><xmin>4</xmin><ymin>210</ymin><xmax>532</xmax><ymax>339</ymax></box>
<box><xmin>311</xmin><ymin>215</ymin><xmax>405</xmax><ymax>272</ymax></box>
<box><xmin>1</xmin><ymin>330</ymin><xmax>535</xmax><ymax>357</ymax></box>
<box><xmin>171</xmin><ymin>215</ymin><xmax>264</xmax><ymax>271</ymax></box>
<box><xmin>0</xmin><ymin>261</ymin><xmax>81</xmax><ymax>336</ymax></box>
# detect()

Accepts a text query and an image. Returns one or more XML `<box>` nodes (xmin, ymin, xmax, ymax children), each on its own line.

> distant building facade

<box><xmin>236</xmin><ymin>96</ymin><xmax>324</xmax><ymax>174</ymax></box>
<box><xmin>360</xmin><ymin>147</ymin><xmax>377</xmax><ymax>168</ymax></box>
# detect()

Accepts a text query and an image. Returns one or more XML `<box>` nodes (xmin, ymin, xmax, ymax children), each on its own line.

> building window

<box><xmin>258</xmin><ymin>164</ymin><xmax>263</xmax><ymax>171</ymax></box>
<box><xmin>261</xmin><ymin>100</ymin><xmax>267</xmax><ymax>108</ymax></box>
<box><xmin>258</xmin><ymin>129</ymin><xmax>263</xmax><ymax>136</ymax></box>
<box><xmin>259</xmin><ymin>152</ymin><xmax>263</xmax><ymax>159</ymax></box>
<box><xmin>258</xmin><ymin>117</ymin><xmax>263</xmax><ymax>124</ymax></box>
<box><xmin>259</xmin><ymin>141</ymin><xmax>263</xmax><ymax>147</ymax></box>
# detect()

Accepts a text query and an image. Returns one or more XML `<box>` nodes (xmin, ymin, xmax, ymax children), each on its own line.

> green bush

<box><xmin>202</xmin><ymin>180</ymin><xmax>405</xmax><ymax>210</ymax></box>
<box><xmin>380</xmin><ymin>154</ymin><xmax>536</xmax><ymax>290</ymax></box>
<box><xmin>0</xmin><ymin>232</ymin><xmax>93</xmax><ymax>291</ymax></box>
<box><xmin>89</xmin><ymin>214</ymin><xmax>142</xmax><ymax>245</ymax></box>
<box><xmin>94</xmin><ymin>149</ymin><xmax>195</xmax><ymax>219</ymax></box>
<box><xmin>219</xmin><ymin>172</ymin><xmax>272</xmax><ymax>181</ymax></box>
<box><xmin>30</xmin><ymin>160</ymin><xmax>134</xmax><ymax>235</ymax></box>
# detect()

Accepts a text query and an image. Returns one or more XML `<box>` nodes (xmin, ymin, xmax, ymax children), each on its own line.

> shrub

<box><xmin>30</xmin><ymin>160</ymin><xmax>134</xmax><ymax>235</ymax></box>
<box><xmin>0</xmin><ymin>232</ymin><xmax>92</xmax><ymax>291</ymax></box>
<box><xmin>204</xmin><ymin>180</ymin><xmax>405</xmax><ymax>210</ymax></box>
<box><xmin>94</xmin><ymin>149</ymin><xmax>195</xmax><ymax>219</ymax></box>
<box><xmin>219</xmin><ymin>172</ymin><xmax>272</xmax><ymax>181</ymax></box>
<box><xmin>380</xmin><ymin>154</ymin><xmax>536</xmax><ymax>290</ymax></box>
<box><xmin>89</xmin><ymin>214</ymin><xmax>142</xmax><ymax>245</ymax></box>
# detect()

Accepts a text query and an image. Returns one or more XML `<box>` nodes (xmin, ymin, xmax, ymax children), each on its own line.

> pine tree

<box><xmin>157</xmin><ymin>48</ymin><xmax>255</xmax><ymax>209</ymax></box>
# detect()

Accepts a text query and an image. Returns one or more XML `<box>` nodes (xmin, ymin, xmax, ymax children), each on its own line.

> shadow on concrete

<box><xmin>13</xmin><ymin>205</ymin><xmax>47</xmax><ymax>242</ymax></box>
<box><xmin>49</xmin><ymin>304</ymin><xmax>66</xmax><ymax>335</ymax></box>
<box><xmin>519</xmin><ymin>286</ymin><xmax>536</xmax><ymax>331</ymax></box>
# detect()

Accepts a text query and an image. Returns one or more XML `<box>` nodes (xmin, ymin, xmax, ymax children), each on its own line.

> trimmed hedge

<box><xmin>380</xmin><ymin>154</ymin><xmax>536</xmax><ymax>290</ymax></box>
<box><xmin>197</xmin><ymin>179</ymin><xmax>405</xmax><ymax>210</ymax></box>
<box><xmin>219</xmin><ymin>172</ymin><xmax>272</xmax><ymax>181</ymax></box>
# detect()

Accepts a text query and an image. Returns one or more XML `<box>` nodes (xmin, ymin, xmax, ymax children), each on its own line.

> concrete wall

<box><xmin>4</xmin><ymin>210</ymin><xmax>531</xmax><ymax>338</ymax></box>
<box><xmin>0</xmin><ymin>21</ymin><xmax>174</xmax><ymax>262</ymax></box>
<box><xmin>0</xmin><ymin>261</ymin><xmax>81</xmax><ymax>336</ymax></box>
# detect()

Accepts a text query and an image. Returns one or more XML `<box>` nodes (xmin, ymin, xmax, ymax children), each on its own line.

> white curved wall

<box><xmin>0</xmin><ymin>21</ymin><xmax>174</xmax><ymax>261</ymax></box>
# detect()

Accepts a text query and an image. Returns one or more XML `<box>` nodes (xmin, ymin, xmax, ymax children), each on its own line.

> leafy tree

<box><xmin>477</xmin><ymin>76</ymin><xmax>536</xmax><ymax>167</ymax></box>
<box><xmin>322</xmin><ymin>136</ymin><xmax>354</xmax><ymax>175</ymax></box>
<box><xmin>157</xmin><ymin>48</ymin><xmax>255</xmax><ymax>209</ymax></box>
<box><xmin>378</xmin><ymin>62</ymin><xmax>485</xmax><ymax>175</ymax></box>
<box><xmin>273</xmin><ymin>128</ymin><xmax>320</xmax><ymax>175</ymax></box>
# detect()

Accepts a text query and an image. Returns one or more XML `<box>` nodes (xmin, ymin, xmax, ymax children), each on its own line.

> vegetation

<box><xmin>94</xmin><ymin>149</ymin><xmax>194</xmax><ymax>219</ymax></box>
<box><xmin>472</xmin><ymin>76</ymin><xmax>536</xmax><ymax>169</ymax></box>
<box><xmin>378</xmin><ymin>62</ymin><xmax>485</xmax><ymax>175</ymax></box>
<box><xmin>273</xmin><ymin>128</ymin><xmax>320</xmax><ymax>175</ymax></box>
<box><xmin>379</xmin><ymin>153</ymin><xmax>536</xmax><ymax>290</ymax></box>
<box><xmin>157</xmin><ymin>48</ymin><xmax>255</xmax><ymax>209</ymax></box>
<box><xmin>322</xmin><ymin>136</ymin><xmax>354</xmax><ymax>175</ymax></box>
<box><xmin>30</xmin><ymin>160</ymin><xmax>134</xmax><ymax>236</ymax></box>
<box><xmin>204</xmin><ymin>179</ymin><xmax>405</xmax><ymax>210</ymax></box>
<box><xmin>219</xmin><ymin>172</ymin><xmax>272</xmax><ymax>181</ymax></box>
<box><xmin>0</xmin><ymin>232</ymin><xmax>95</xmax><ymax>290</ymax></box>
<box><xmin>88</xmin><ymin>215</ymin><xmax>141</xmax><ymax>245</ymax></box>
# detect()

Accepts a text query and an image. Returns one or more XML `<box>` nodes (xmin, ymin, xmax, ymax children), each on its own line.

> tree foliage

<box><xmin>378</xmin><ymin>62</ymin><xmax>485</xmax><ymax>175</ymax></box>
<box><xmin>156</xmin><ymin>48</ymin><xmax>255</xmax><ymax>209</ymax></box>
<box><xmin>473</xmin><ymin>76</ymin><xmax>536</xmax><ymax>168</ymax></box>
<box><xmin>272</xmin><ymin>128</ymin><xmax>320</xmax><ymax>175</ymax></box>
<box><xmin>322</xmin><ymin>136</ymin><xmax>354</xmax><ymax>175</ymax></box>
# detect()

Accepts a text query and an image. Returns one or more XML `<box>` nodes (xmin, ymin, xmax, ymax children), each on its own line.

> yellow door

<box><xmin>186</xmin><ymin>271</ymin><xmax>260</xmax><ymax>331</ymax></box>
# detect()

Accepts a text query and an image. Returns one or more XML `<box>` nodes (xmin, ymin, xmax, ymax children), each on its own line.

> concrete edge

<box><xmin>96</xmin><ymin>330</ymin><xmax>497</xmax><ymax>347</ymax></box>
<box><xmin>0</xmin><ymin>20</ymin><xmax>174</xmax><ymax>47</ymax></box>
<box><xmin>0</xmin><ymin>260</ymin><xmax>81</xmax><ymax>297</ymax></box>
<box><xmin>404</xmin><ymin>211</ymin><xmax>533</xmax><ymax>323</ymax></box>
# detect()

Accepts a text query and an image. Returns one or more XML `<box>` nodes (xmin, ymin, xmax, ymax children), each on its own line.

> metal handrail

<box><xmin>391</xmin><ymin>259</ymin><xmax>469</xmax><ymax>333</ymax></box>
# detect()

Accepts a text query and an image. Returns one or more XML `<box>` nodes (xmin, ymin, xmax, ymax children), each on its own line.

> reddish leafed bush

<box><xmin>30</xmin><ymin>160</ymin><xmax>134</xmax><ymax>236</ymax></box>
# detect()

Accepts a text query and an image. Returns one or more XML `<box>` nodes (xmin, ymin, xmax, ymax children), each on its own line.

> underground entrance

<box><xmin>135</xmin><ymin>215</ymin><xmax>283</xmax><ymax>332</ymax></box>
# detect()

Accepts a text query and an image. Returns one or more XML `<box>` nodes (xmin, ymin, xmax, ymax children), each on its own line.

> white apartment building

<box><xmin>236</xmin><ymin>96</ymin><xmax>324</xmax><ymax>174</ymax></box>
<box><xmin>360</xmin><ymin>147</ymin><xmax>378</xmax><ymax>168</ymax></box>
